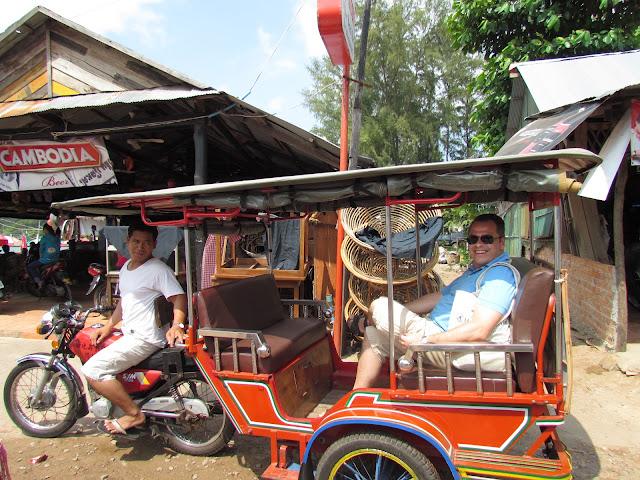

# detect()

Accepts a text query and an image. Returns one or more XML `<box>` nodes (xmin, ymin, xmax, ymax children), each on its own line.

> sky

<box><xmin>0</xmin><ymin>0</ymin><xmax>332</xmax><ymax>131</ymax></box>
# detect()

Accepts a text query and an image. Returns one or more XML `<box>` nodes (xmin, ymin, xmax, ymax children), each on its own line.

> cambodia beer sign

<box><xmin>0</xmin><ymin>137</ymin><xmax>117</xmax><ymax>192</ymax></box>
<box><xmin>0</xmin><ymin>142</ymin><xmax>101</xmax><ymax>172</ymax></box>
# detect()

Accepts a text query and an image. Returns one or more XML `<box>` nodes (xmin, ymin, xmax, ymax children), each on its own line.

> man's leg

<box><xmin>354</xmin><ymin>338</ymin><xmax>385</xmax><ymax>389</ymax></box>
<box><xmin>86</xmin><ymin>378</ymin><xmax>145</xmax><ymax>432</ymax></box>
<box><xmin>81</xmin><ymin>335</ymin><xmax>159</xmax><ymax>433</ymax></box>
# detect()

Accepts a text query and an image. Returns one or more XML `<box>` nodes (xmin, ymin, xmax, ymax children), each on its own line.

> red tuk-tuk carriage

<box><xmin>50</xmin><ymin>148</ymin><xmax>599</xmax><ymax>479</ymax></box>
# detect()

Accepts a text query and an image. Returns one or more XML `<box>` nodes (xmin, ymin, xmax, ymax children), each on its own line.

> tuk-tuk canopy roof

<box><xmin>52</xmin><ymin>149</ymin><xmax>600</xmax><ymax>218</ymax></box>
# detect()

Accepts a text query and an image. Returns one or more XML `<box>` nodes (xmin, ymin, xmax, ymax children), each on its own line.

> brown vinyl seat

<box><xmin>398</xmin><ymin>260</ymin><xmax>555</xmax><ymax>393</ymax></box>
<box><xmin>195</xmin><ymin>274</ymin><xmax>326</xmax><ymax>374</ymax></box>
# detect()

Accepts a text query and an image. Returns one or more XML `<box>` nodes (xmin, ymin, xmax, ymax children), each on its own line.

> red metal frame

<box><xmin>139</xmin><ymin>200</ymin><xmax>240</xmax><ymax>227</ymax></box>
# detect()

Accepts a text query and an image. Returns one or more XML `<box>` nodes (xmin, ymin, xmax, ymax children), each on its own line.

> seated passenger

<box><xmin>353</xmin><ymin>214</ymin><xmax>519</xmax><ymax>389</ymax></box>
<box><xmin>81</xmin><ymin>223</ymin><xmax>187</xmax><ymax>434</ymax></box>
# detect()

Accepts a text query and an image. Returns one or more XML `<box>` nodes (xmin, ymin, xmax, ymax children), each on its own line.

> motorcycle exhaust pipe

<box><xmin>141</xmin><ymin>409</ymin><xmax>181</xmax><ymax>419</ymax></box>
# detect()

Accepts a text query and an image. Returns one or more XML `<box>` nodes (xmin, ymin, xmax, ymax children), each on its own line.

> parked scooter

<box><xmin>86</xmin><ymin>263</ymin><xmax>108</xmax><ymax>308</ymax></box>
<box><xmin>2</xmin><ymin>302</ymin><xmax>234</xmax><ymax>456</ymax></box>
<box><xmin>25</xmin><ymin>260</ymin><xmax>72</xmax><ymax>300</ymax></box>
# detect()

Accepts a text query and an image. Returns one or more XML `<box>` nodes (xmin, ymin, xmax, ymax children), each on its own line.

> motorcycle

<box><xmin>25</xmin><ymin>260</ymin><xmax>73</xmax><ymax>300</ymax></box>
<box><xmin>86</xmin><ymin>263</ymin><xmax>108</xmax><ymax>308</ymax></box>
<box><xmin>2</xmin><ymin>302</ymin><xmax>234</xmax><ymax>456</ymax></box>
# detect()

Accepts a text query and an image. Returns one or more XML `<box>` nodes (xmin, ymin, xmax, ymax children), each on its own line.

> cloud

<box><xmin>0</xmin><ymin>0</ymin><xmax>167</xmax><ymax>46</ymax></box>
<box><xmin>256</xmin><ymin>25</ymin><xmax>297</xmax><ymax>74</ymax></box>
<box><xmin>267</xmin><ymin>97</ymin><xmax>285</xmax><ymax>112</ymax></box>
<box><xmin>296</xmin><ymin>0</ymin><xmax>327</xmax><ymax>58</ymax></box>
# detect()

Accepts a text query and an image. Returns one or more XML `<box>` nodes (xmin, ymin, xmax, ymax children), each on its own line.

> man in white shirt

<box><xmin>81</xmin><ymin>223</ymin><xmax>187</xmax><ymax>435</ymax></box>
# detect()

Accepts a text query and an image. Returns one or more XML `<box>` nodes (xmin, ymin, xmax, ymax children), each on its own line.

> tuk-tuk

<box><xmin>52</xmin><ymin>148</ymin><xmax>600</xmax><ymax>480</ymax></box>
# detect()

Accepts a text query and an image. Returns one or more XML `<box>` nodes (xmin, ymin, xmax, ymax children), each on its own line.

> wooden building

<box><xmin>0</xmin><ymin>6</ymin><xmax>367</xmax><ymax>217</ymax></box>
<box><xmin>503</xmin><ymin>50</ymin><xmax>640</xmax><ymax>351</ymax></box>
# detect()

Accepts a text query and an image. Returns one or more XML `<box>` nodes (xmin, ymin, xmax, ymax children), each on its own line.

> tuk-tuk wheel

<box><xmin>316</xmin><ymin>432</ymin><xmax>440</xmax><ymax>480</ymax></box>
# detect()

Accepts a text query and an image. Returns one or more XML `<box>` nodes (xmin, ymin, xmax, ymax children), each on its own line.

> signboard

<box><xmin>0</xmin><ymin>142</ymin><xmax>102</xmax><ymax>172</ymax></box>
<box><xmin>0</xmin><ymin>137</ymin><xmax>117</xmax><ymax>192</ymax></box>
<box><xmin>318</xmin><ymin>0</ymin><xmax>355</xmax><ymax>66</ymax></box>
<box><xmin>496</xmin><ymin>102</ymin><xmax>600</xmax><ymax>156</ymax></box>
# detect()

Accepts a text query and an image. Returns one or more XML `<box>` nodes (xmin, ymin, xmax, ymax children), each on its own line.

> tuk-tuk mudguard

<box><xmin>15</xmin><ymin>353</ymin><xmax>89</xmax><ymax>417</ymax></box>
<box><xmin>302</xmin><ymin>417</ymin><xmax>459</xmax><ymax>479</ymax></box>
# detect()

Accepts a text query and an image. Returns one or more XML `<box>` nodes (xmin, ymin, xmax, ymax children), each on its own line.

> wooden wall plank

<box><xmin>52</xmin><ymin>81</ymin><xmax>78</xmax><ymax>96</ymax></box>
<box><xmin>51</xmin><ymin>68</ymin><xmax>95</xmax><ymax>94</ymax></box>
<box><xmin>2</xmin><ymin>71</ymin><xmax>48</xmax><ymax>102</ymax></box>
<box><xmin>51</xmin><ymin>23</ymin><xmax>180</xmax><ymax>89</ymax></box>
<box><xmin>0</xmin><ymin>27</ymin><xmax>46</xmax><ymax>84</ymax></box>
<box><xmin>51</xmin><ymin>55</ymin><xmax>124</xmax><ymax>92</ymax></box>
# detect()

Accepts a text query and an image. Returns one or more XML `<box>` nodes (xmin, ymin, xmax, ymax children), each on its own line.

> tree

<box><xmin>449</xmin><ymin>0</ymin><xmax>640</xmax><ymax>154</ymax></box>
<box><xmin>304</xmin><ymin>0</ymin><xmax>481</xmax><ymax>166</ymax></box>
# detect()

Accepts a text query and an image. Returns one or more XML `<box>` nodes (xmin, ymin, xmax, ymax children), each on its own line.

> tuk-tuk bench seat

<box><xmin>397</xmin><ymin>260</ymin><xmax>554</xmax><ymax>394</ymax></box>
<box><xmin>195</xmin><ymin>274</ymin><xmax>326</xmax><ymax>374</ymax></box>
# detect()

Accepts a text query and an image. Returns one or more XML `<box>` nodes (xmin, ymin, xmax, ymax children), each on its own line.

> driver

<box><xmin>80</xmin><ymin>222</ymin><xmax>187</xmax><ymax>435</ymax></box>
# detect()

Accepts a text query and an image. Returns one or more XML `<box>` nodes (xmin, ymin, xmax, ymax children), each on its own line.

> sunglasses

<box><xmin>467</xmin><ymin>235</ymin><xmax>502</xmax><ymax>245</ymax></box>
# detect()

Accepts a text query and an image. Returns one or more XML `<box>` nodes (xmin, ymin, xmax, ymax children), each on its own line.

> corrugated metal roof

<box><xmin>0</xmin><ymin>88</ymin><xmax>218</xmax><ymax>119</ymax></box>
<box><xmin>510</xmin><ymin>49</ymin><xmax>640</xmax><ymax>114</ymax></box>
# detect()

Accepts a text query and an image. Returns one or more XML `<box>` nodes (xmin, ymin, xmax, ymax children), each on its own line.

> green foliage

<box><xmin>0</xmin><ymin>218</ymin><xmax>41</xmax><ymax>239</ymax></box>
<box><xmin>304</xmin><ymin>0</ymin><xmax>482</xmax><ymax>166</ymax></box>
<box><xmin>449</xmin><ymin>0</ymin><xmax>640</xmax><ymax>154</ymax></box>
<box><xmin>442</xmin><ymin>203</ymin><xmax>496</xmax><ymax>232</ymax></box>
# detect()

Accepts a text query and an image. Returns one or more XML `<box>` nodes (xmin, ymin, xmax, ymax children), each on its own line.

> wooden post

<box><xmin>613</xmin><ymin>159</ymin><xmax>628</xmax><ymax>351</ymax></box>
<box><xmin>193</xmin><ymin>121</ymin><xmax>208</xmax><ymax>290</ymax></box>
<box><xmin>193</xmin><ymin>121</ymin><xmax>208</xmax><ymax>186</ymax></box>
<box><xmin>347</xmin><ymin>0</ymin><xmax>373</xmax><ymax>171</ymax></box>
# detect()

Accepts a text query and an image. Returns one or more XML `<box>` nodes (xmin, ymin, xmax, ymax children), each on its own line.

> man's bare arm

<box><xmin>166</xmin><ymin>293</ymin><xmax>187</xmax><ymax>346</ymax></box>
<box><xmin>405</xmin><ymin>292</ymin><xmax>442</xmax><ymax>315</ymax></box>
<box><xmin>425</xmin><ymin>304</ymin><xmax>502</xmax><ymax>343</ymax></box>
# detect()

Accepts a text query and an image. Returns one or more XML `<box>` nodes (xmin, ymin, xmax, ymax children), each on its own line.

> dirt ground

<box><xmin>1</xmin><ymin>269</ymin><xmax>639</xmax><ymax>479</ymax></box>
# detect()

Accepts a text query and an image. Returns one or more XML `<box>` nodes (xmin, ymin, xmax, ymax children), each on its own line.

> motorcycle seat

<box><xmin>134</xmin><ymin>347</ymin><xmax>197</xmax><ymax>372</ymax></box>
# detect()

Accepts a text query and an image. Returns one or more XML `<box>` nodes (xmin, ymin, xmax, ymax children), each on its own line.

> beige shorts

<box><xmin>366</xmin><ymin>297</ymin><xmax>447</xmax><ymax>369</ymax></box>
<box><xmin>81</xmin><ymin>334</ymin><xmax>160</xmax><ymax>382</ymax></box>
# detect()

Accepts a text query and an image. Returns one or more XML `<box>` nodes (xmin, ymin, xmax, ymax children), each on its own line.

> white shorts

<box><xmin>81</xmin><ymin>334</ymin><xmax>160</xmax><ymax>382</ymax></box>
<box><xmin>366</xmin><ymin>297</ymin><xmax>447</xmax><ymax>369</ymax></box>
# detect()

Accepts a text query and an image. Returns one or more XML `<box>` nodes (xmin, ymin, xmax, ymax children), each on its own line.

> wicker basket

<box><xmin>341</xmin><ymin>205</ymin><xmax>441</xmax><ymax>251</ymax></box>
<box><xmin>348</xmin><ymin>271</ymin><xmax>442</xmax><ymax>312</ymax></box>
<box><xmin>342</xmin><ymin>234</ymin><xmax>439</xmax><ymax>286</ymax></box>
<box><xmin>344</xmin><ymin>297</ymin><xmax>365</xmax><ymax>322</ymax></box>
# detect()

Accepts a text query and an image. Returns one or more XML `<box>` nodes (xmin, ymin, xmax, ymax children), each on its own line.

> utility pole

<box><xmin>348</xmin><ymin>0</ymin><xmax>373</xmax><ymax>170</ymax></box>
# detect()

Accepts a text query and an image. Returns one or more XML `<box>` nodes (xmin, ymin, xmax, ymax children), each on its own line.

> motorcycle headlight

<box><xmin>36</xmin><ymin>312</ymin><xmax>54</xmax><ymax>335</ymax></box>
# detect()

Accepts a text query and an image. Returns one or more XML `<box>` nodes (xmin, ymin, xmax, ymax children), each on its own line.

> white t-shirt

<box><xmin>118</xmin><ymin>258</ymin><xmax>184</xmax><ymax>347</ymax></box>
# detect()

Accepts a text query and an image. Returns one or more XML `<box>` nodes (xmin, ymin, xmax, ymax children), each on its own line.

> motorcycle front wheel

<box><xmin>3</xmin><ymin>360</ymin><xmax>77</xmax><ymax>437</ymax></box>
<box><xmin>164</xmin><ymin>373</ymin><xmax>235</xmax><ymax>456</ymax></box>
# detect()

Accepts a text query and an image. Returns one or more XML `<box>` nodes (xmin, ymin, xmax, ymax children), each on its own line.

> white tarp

<box><xmin>579</xmin><ymin>109</ymin><xmax>631</xmax><ymax>201</ymax></box>
<box><xmin>0</xmin><ymin>136</ymin><xmax>117</xmax><ymax>191</ymax></box>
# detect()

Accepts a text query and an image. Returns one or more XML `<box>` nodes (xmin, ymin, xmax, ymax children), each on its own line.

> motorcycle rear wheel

<box><xmin>164</xmin><ymin>373</ymin><xmax>235</xmax><ymax>456</ymax></box>
<box><xmin>3</xmin><ymin>360</ymin><xmax>77</xmax><ymax>438</ymax></box>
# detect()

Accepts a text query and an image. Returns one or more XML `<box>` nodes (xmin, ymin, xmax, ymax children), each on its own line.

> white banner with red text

<box><xmin>0</xmin><ymin>137</ymin><xmax>117</xmax><ymax>191</ymax></box>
